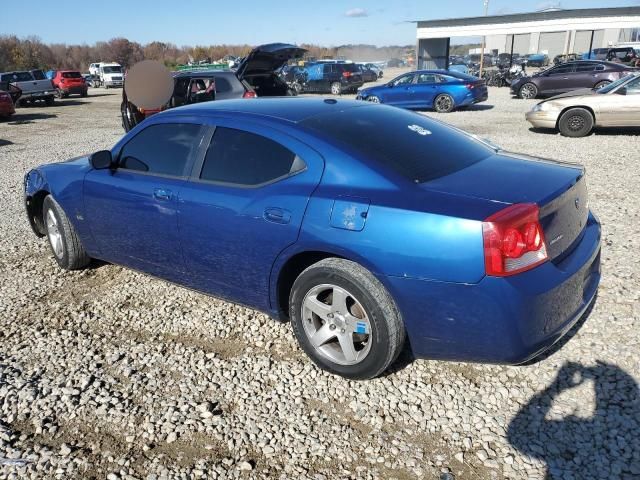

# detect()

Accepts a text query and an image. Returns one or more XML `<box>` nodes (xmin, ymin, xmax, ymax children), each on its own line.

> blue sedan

<box><xmin>356</xmin><ymin>69</ymin><xmax>488</xmax><ymax>112</ymax></box>
<box><xmin>24</xmin><ymin>98</ymin><xmax>600</xmax><ymax>379</ymax></box>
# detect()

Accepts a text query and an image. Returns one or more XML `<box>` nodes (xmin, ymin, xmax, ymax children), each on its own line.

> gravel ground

<box><xmin>0</xmin><ymin>82</ymin><xmax>639</xmax><ymax>480</ymax></box>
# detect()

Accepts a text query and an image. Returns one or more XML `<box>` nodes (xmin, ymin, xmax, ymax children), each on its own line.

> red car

<box><xmin>52</xmin><ymin>70</ymin><xmax>88</xmax><ymax>98</ymax></box>
<box><xmin>0</xmin><ymin>90</ymin><xmax>15</xmax><ymax>118</ymax></box>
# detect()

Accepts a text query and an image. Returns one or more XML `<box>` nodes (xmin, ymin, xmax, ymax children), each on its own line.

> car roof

<box><xmin>163</xmin><ymin>97</ymin><xmax>370</xmax><ymax>123</ymax></box>
<box><xmin>173</xmin><ymin>69</ymin><xmax>236</xmax><ymax>78</ymax></box>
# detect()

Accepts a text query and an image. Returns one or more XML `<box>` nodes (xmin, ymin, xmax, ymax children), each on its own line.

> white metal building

<box><xmin>416</xmin><ymin>7</ymin><xmax>640</xmax><ymax>69</ymax></box>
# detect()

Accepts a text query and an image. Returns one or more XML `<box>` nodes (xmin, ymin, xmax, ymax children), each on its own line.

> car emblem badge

<box><xmin>408</xmin><ymin>124</ymin><xmax>432</xmax><ymax>136</ymax></box>
<box><xmin>575</xmin><ymin>197</ymin><xmax>580</xmax><ymax>209</ymax></box>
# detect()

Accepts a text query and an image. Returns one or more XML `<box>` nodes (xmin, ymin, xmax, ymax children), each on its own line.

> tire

<box><xmin>367</xmin><ymin>95</ymin><xmax>381</xmax><ymax>103</ymax></box>
<box><xmin>518</xmin><ymin>82</ymin><xmax>538</xmax><ymax>99</ymax></box>
<box><xmin>594</xmin><ymin>80</ymin><xmax>611</xmax><ymax>90</ymax></box>
<box><xmin>44</xmin><ymin>96</ymin><xmax>55</xmax><ymax>106</ymax></box>
<box><xmin>433</xmin><ymin>93</ymin><xmax>455</xmax><ymax>113</ymax></box>
<box><xmin>81</xmin><ymin>90</ymin><xmax>88</xmax><ymax>98</ymax></box>
<box><xmin>56</xmin><ymin>89</ymin><xmax>65</xmax><ymax>99</ymax></box>
<box><xmin>289</xmin><ymin>258</ymin><xmax>405</xmax><ymax>380</ymax></box>
<box><xmin>330</xmin><ymin>82</ymin><xmax>342</xmax><ymax>95</ymax></box>
<box><xmin>42</xmin><ymin>195</ymin><xmax>91</xmax><ymax>270</ymax></box>
<box><xmin>558</xmin><ymin>107</ymin><xmax>594</xmax><ymax>138</ymax></box>
<box><xmin>121</xmin><ymin>101</ymin><xmax>134</xmax><ymax>132</ymax></box>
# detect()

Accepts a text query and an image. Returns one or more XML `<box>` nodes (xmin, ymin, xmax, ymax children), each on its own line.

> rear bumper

<box><xmin>60</xmin><ymin>85</ymin><xmax>87</xmax><ymax>95</ymax></box>
<box><xmin>382</xmin><ymin>211</ymin><xmax>601</xmax><ymax>364</ymax></box>
<box><xmin>21</xmin><ymin>91</ymin><xmax>54</xmax><ymax>99</ymax></box>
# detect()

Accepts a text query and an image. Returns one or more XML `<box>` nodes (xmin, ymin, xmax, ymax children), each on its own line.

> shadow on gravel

<box><xmin>529</xmin><ymin>127</ymin><xmax>640</xmax><ymax>136</ymax></box>
<box><xmin>0</xmin><ymin>139</ymin><xmax>13</xmax><ymax>147</ymax></box>
<box><xmin>508</xmin><ymin>361</ymin><xmax>640</xmax><ymax>479</ymax></box>
<box><xmin>55</xmin><ymin>100</ymin><xmax>87</xmax><ymax>106</ymax></box>
<box><xmin>7</xmin><ymin>113</ymin><xmax>57</xmax><ymax>125</ymax></box>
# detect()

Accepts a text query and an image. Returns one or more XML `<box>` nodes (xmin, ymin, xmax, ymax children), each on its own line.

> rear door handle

<box><xmin>153</xmin><ymin>188</ymin><xmax>172</xmax><ymax>201</ymax></box>
<box><xmin>264</xmin><ymin>207</ymin><xmax>291</xmax><ymax>224</ymax></box>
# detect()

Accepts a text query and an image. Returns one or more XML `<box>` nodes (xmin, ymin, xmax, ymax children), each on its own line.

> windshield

<box><xmin>302</xmin><ymin>105</ymin><xmax>493</xmax><ymax>183</ymax></box>
<box><xmin>102</xmin><ymin>66</ymin><xmax>122</xmax><ymax>74</ymax></box>
<box><xmin>597</xmin><ymin>74</ymin><xmax>635</xmax><ymax>94</ymax></box>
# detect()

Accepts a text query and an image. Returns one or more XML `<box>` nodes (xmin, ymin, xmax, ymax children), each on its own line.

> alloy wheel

<box><xmin>301</xmin><ymin>284</ymin><xmax>372</xmax><ymax>365</ymax></box>
<box><xmin>435</xmin><ymin>95</ymin><xmax>453</xmax><ymax>112</ymax></box>
<box><xmin>46</xmin><ymin>209</ymin><xmax>63</xmax><ymax>259</ymax></box>
<box><xmin>520</xmin><ymin>84</ymin><xmax>537</xmax><ymax>99</ymax></box>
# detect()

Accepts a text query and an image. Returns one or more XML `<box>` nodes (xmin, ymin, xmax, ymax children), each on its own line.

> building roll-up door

<box><xmin>539</xmin><ymin>31</ymin><xmax>567</xmax><ymax>58</ymax></box>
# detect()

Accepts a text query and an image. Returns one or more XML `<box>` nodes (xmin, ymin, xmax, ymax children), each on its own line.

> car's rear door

<box><xmin>410</xmin><ymin>72</ymin><xmax>440</xmax><ymax>108</ymax></box>
<box><xmin>177</xmin><ymin>120</ymin><xmax>324</xmax><ymax>310</ymax></box>
<box><xmin>83</xmin><ymin>121</ymin><xmax>206</xmax><ymax>279</ymax></box>
<box><xmin>572</xmin><ymin>62</ymin><xmax>605</xmax><ymax>88</ymax></box>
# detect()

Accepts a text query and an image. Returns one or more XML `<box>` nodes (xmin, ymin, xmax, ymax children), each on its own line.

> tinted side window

<box><xmin>575</xmin><ymin>63</ymin><xmax>597</xmax><ymax>72</ymax></box>
<box><xmin>214</xmin><ymin>76</ymin><xmax>232</xmax><ymax>92</ymax></box>
<box><xmin>119</xmin><ymin>124</ymin><xmax>203</xmax><ymax>176</ymax></box>
<box><xmin>200</xmin><ymin>127</ymin><xmax>305</xmax><ymax>186</ymax></box>
<box><xmin>416</xmin><ymin>73</ymin><xmax>437</xmax><ymax>84</ymax></box>
<box><xmin>550</xmin><ymin>64</ymin><xmax>575</xmax><ymax>74</ymax></box>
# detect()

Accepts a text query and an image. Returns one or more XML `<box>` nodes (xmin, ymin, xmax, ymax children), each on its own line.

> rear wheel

<box><xmin>594</xmin><ymin>80</ymin><xmax>611</xmax><ymax>89</ymax></box>
<box><xmin>558</xmin><ymin>107</ymin><xmax>594</xmax><ymax>138</ymax></box>
<box><xmin>290</xmin><ymin>258</ymin><xmax>405</xmax><ymax>379</ymax></box>
<box><xmin>518</xmin><ymin>82</ymin><xmax>538</xmax><ymax>99</ymax></box>
<box><xmin>42</xmin><ymin>195</ymin><xmax>91</xmax><ymax>270</ymax></box>
<box><xmin>434</xmin><ymin>93</ymin><xmax>455</xmax><ymax>113</ymax></box>
<box><xmin>56</xmin><ymin>89</ymin><xmax>65</xmax><ymax>99</ymax></box>
<box><xmin>330</xmin><ymin>82</ymin><xmax>342</xmax><ymax>95</ymax></box>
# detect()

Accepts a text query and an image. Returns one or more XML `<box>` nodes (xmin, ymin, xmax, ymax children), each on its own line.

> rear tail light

<box><xmin>243</xmin><ymin>90</ymin><xmax>257</xmax><ymax>98</ymax></box>
<box><xmin>0</xmin><ymin>93</ymin><xmax>11</xmax><ymax>102</ymax></box>
<box><xmin>482</xmin><ymin>203</ymin><xmax>548</xmax><ymax>276</ymax></box>
<box><xmin>342</xmin><ymin>71</ymin><xmax>352</xmax><ymax>78</ymax></box>
<box><xmin>465</xmin><ymin>83</ymin><xmax>475</xmax><ymax>89</ymax></box>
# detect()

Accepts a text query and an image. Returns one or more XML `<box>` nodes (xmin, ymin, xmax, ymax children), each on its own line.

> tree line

<box><xmin>0</xmin><ymin>35</ymin><xmax>412</xmax><ymax>72</ymax></box>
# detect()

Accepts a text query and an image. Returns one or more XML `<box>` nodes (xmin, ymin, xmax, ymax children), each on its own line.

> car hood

<box><xmin>235</xmin><ymin>43</ymin><xmax>307</xmax><ymax>78</ymax></box>
<box><xmin>359</xmin><ymin>83</ymin><xmax>387</xmax><ymax>95</ymax></box>
<box><xmin>542</xmin><ymin>88</ymin><xmax>597</xmax><ymax>102</ymax></box>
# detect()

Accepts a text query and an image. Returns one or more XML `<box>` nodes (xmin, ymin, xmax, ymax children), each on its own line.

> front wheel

<box><xmin>330</xmin><ymin>82</ymin><xmax>342</xmax><ymax>95</ymax></box>
<box><xmin>43</xmin><ymin>196</ymin><xmax>91</xmax><ymax>270</ymax></box>
<box><xmin>290</xmin><ymin>258</ymin><xmax>405</xmax><ymax>379</ymax></box>
<box><xmin>519</xmin><ymin>82</ymin><xmax>538</xmax><ymax>99</ymax></box>
<box><xmin>367</xmin><ymin>95</ymin><xmax>381</xmax><ymax>103</ymax></box>
<box><xmin>558</xmin><ymin>107</ymin><xmax>594</xmax><ymax>138</ymax></box>
<box><xmin>433</xmin><ymin>93</ymin><xmax>454</xmax><ymax>113</ymax></box>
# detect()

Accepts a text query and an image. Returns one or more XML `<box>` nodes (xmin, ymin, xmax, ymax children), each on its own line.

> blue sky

<box><xmin>0</xmin><ymin>0</ymin><xmax>635</xmax><ymax>46</ymax></box>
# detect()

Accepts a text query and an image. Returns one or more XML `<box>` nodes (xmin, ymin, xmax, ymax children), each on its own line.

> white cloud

<box><xmin>345</xmin><ymin>8</ymin><xmax>368</xmax><ymax>18</ymax></box>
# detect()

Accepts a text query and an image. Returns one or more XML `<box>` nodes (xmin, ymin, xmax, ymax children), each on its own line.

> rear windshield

<box><xmin>1</xmin><ymin>72</ymin><xmax>33</xmax><ymax>82</ymax></box>
<box><xmin>339</xmin><ymin>63</ymin><xmax>360</xmax><ymax>72</ymax></box>
<box><xmin>62</xmin><ymin>71</ymin><xmax>82</xmax><ymax>78</ymax></box>
<box><xmin>446</xmin><ymin>71</ymin><xmax>480</xmax><ymax>81</ymax></box>
<box><xmin>302</xmin><ymin>105</ymin><xmax>492</xmax><ymax>183</ymax></box>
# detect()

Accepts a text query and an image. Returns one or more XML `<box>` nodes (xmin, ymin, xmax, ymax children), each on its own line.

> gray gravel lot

<box><xmin>0</xmin><ymin>82</ymin><xmax>639</xmax><ymax>480</ymax></box>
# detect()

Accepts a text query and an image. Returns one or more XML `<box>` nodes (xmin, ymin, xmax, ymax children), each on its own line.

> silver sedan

<box><xmin>526</xmin><ymin>73</ymin><xmax>640</xmax><ymax>137</ymax></box>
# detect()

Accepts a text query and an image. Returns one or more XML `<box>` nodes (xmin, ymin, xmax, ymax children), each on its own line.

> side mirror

<box><xmin>616</xmin><ymin>87</ymin><xmax>627</xmax><ymax>95</ymax></box>
<box><xmin>90</xmin><ymin>150</ymin><xmax>113</xmax><ymax>170</ymax></box>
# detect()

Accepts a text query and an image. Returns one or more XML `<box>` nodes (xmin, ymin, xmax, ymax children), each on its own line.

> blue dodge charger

<box><xmin>356</xmin><ymin>70</ymin><xmax>488</xmax><ymax>112</ymax></box>
<box><xmin>24</xmin><ymin>98</ymin><xmax>600</xmax><ymax>379</ymax></box>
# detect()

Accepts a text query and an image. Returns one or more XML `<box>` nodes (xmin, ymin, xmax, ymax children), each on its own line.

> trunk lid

<box><xmin>236</xmin><ymin>43</ymin><xmax>307</xmax><ymax>79</ymax></box>
<box><xmin>422</xmin><ymin>153</ymin><xmax>588</xmax><ymax>260</ymax></box>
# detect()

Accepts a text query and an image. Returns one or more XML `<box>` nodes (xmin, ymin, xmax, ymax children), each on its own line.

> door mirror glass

<box><xmin>90</xmin><ymin>150</ymin><xmax>113</xmax><ymax>170</ymax></box>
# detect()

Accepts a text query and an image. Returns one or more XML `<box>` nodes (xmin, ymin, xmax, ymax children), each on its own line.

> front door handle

<box><xmin>153</xmin><ymin>188</ymin><xmax>172</xmax><ymax>201</ymax></box>
<box><xmin>264</xmin><ymin>207</ymin><xmax>291</xmax><ymax>224</ymax></box>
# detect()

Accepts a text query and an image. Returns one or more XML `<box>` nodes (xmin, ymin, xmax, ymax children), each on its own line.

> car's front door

<box><xmin>83</xmin><ymin>122</ymin><xmax>206</xmax><ymax>278</ymax></box>
<box><xmin>384</xmin><ymin>73</ymin><xmax>416</xmax><ymax>106</ymax></box>
<box><xmin>177</xmin><ymin>120</ymin><xmax>324</xmax><ymax>310</ymax></box>
<box><xmin>597</xmin><ymin>76</ymin><xmax>640</xmax><ymax>126</ymax></box>
<box><xmin>539</xmin><ymin>63</ymin><xmax>576</xmax><ymax>94</ymax></box>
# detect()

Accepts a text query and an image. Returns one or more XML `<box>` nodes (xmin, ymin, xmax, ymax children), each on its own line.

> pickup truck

<box><xmin>0</xmin><ymin>70</ymin><xmax>55</xmax><ymax>106</ymax></box>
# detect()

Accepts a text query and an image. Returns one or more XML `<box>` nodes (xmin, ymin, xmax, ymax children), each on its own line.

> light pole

<box><xmin>479</xmin><ymin>0</ymin><xmax>490</xmax><ymax>78</ymax></box>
